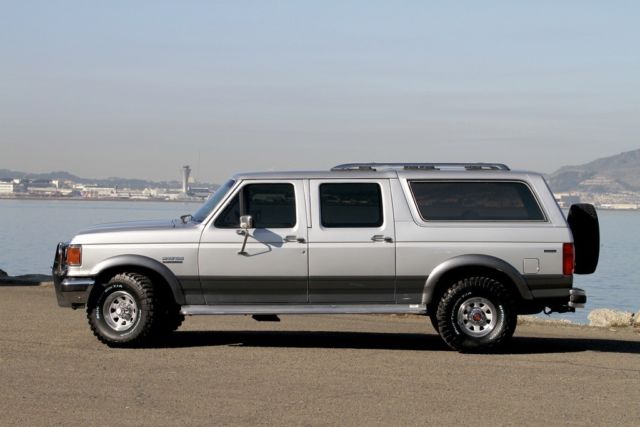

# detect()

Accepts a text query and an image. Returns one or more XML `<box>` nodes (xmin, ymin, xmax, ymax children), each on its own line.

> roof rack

<box><xmin>331</xmin><ymin>163</ymin><xmax>510</xmax><ymax>172</ymax></box>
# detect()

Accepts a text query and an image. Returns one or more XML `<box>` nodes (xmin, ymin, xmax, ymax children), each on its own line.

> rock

<box><xmin>0</xmin><ymin>268</ymin><xmax>8</xmax><ymax>277</ymax></box>
<box><xmin>634</xmin><ymin>312</ymin><xmax>640</xmax><ymax>328</ymax></box>
<box><xmin>588</xmin><ymin>309</ymin><xmax>634</xmax><ymax>328</ymax></box>
<box><xmin>0</xmin><ymin>273</ymin><xmax>53</xmax><ymax>286</ymax></box>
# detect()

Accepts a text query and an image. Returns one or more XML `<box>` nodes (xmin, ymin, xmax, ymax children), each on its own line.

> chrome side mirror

<box><xmin>240</xmin><ymin>215</ymin><xmax>253</xmax><ymax>230</ymax></box>
<box><xmin>238</xmin><ymin>215</ymin><xmax>253</xmax><ymax>255</ymax></box>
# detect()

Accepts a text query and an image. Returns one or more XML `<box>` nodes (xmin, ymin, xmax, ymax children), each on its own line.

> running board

<box><xmin>181</xmin><ymin>304</ymin><xmax>427</xmax><ymax>316</ymax></box>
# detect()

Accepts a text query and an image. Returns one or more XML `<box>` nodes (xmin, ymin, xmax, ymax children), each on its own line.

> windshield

<box><xmin>192</xmin><ymin>179</ymin><xmax>236</xmax><ymax>223</ymax></box>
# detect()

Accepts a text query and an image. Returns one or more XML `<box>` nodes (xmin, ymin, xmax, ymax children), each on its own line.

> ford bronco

<box><xmin>53</xmin><ymin>163</ymin><xmax>599</xmax><ymax>352</ymax></box>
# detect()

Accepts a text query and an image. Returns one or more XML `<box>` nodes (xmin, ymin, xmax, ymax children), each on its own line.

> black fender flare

<box><xmin>421</xmin><ymin>254</ymin><xmax>533</xmax><ymax>305</ymax></box>
<box><xmin>90</xmin><ymin>255</ymin><xmax>186</xmax><ymax>305</ymax></box>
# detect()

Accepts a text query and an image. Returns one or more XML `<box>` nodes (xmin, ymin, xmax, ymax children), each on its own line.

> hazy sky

<box><xmin>1</xmin><ymin>1</ymin><xmax>638</xmax><ymax>183</ymax></box>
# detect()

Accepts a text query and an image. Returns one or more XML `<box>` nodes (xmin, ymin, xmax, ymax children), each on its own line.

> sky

<box><xmin>1</xmin><ymin>0</ymin><xmax>639</xmax><ymax>184</ymax></box>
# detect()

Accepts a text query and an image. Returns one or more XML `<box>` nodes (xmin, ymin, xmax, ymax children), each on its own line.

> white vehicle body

<box><xmin>53</xmin><ymin>163</ymin><xmax>598</xmax><ymax>351</ymax></box>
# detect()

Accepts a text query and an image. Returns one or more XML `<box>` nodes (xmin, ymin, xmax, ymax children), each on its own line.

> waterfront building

<box><xmin>0</xmin><ymin>182</ymin><xmax>16</xmax><ymax>194</ymax></box>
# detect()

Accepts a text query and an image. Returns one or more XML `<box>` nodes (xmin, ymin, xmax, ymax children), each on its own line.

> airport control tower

<box><xmin>182</xmin><ymin>165</ymin><xmax>191</xmax><ymax>194</ymax></box>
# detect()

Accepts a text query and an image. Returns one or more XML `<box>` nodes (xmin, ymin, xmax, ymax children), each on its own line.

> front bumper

<box><xmin>53</xmin><ymin>242</ymin><xmax>94</xmax><ymax>308</ymax></box>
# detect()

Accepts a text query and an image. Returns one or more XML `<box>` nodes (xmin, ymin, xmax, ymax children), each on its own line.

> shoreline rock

<box><xmin>0</xmin><ymin>273</ymin><xmax>53</xmax><ymax>286</ymax></box>
<box><xmin>588</xmin><ymin>308</ymin><xmax>639</xmax><ymax>328</ymax></box>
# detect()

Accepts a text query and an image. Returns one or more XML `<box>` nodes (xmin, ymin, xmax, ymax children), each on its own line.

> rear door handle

<box><xmin>284</xmin><ymin>235</ymin><xmax>305</xmax><ymax>243</ymax></box>
<box><xmin>371</xmin><ymin>235</ymin><xmax>393</xmax><ymax>243</ymax></box>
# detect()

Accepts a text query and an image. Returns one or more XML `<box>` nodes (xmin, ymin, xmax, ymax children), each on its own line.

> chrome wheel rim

<box><xmin>456</xmin><ymin>297</ymin><xmax>497</xmax><ymax>338</ymax></box>
<box><xmin>103</xmin><ymin>291</ymin><xmax>139</xmax><ymax>332</ymax></box>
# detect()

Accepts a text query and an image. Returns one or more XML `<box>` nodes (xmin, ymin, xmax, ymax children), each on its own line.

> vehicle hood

<box><xmin>77</xmin><ymin>219</ymin><xmax>178</xmax><ymax>235</ymax></box>
<box><xmin>71</xmin><ymin>219</ymin><xmax>202</xmax><ymax>245</ymax></box>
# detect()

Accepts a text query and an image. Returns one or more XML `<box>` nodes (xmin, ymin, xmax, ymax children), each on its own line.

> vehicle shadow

<box><xmin>150</xmin><ymin>330</ymin><xmax>640</xmax><ymax>355</ymax></box>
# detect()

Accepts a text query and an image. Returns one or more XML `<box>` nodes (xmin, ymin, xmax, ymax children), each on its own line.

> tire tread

<box><xmin>87</xmin><ymin>272</ymin><xmax>157</xmax><ymax>347</ymax></box>
<box><xmin>436</xmin><ymin>276</ymin><xmax>516</xmax><ymax>352</ymax></box>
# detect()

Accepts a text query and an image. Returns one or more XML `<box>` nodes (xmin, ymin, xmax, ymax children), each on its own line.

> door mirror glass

<box><xmin>240</xmin><ymin>215</ymin><xmax>254</xmax><ymax>230</ymax></box>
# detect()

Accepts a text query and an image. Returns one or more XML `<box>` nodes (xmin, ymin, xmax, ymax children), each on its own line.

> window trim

<box><xmin>212</xmin><ymin>181</ymin><xmax>298</xmax><ymax>229</ymax></box>
<box><xmin>319</xmin><ymin>182</ymin><xmax>384</xmax><ymax>228</ymax></box>
<box><xmin>407</xmin><ymin>179</ymin><xmax>548</xmax><ymax>223</ymax></box>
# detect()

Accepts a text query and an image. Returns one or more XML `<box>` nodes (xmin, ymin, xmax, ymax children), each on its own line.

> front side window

<box><xmin>214</xmin><ymin>183</ymin><xmax>296</xmax><ymax>228</ymax></box>
<box><xmin>409</xmin><ymin>181</ymin><xmax>545</xmax><ymax>221</ymax></box>
<box><xmin>320</xmin><ymin>183</ymin><xmax>383</xmax><ymax>228</ymax></box>
<box><xmin>192</xmin><ymin>179</ymin><xmax>236</xmax><ymax>223</ymax></box>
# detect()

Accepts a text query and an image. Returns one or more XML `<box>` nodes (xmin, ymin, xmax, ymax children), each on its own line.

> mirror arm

<box><xmin>237</xmin><ymin>214</ymin><xmax>253</xmax><ymax>255</ymax></box>
<box><xmin>238</xmin><ymin>231</ymin><xmax>250</xmax><ymax>255</ymax></box>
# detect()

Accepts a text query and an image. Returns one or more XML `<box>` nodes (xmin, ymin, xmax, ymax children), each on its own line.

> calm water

<box><xmin>1</xmin><ymin>199</ymin><xmax>638</xmax><ymax>323</ymax></box>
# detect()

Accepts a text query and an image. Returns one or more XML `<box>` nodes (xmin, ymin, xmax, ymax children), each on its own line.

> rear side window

<box><xmin>320</xmin><ymin>183</ymin><xmax>383</xmax><ymax>228</ymax></box>
<box><xmin>214</xmin><ymin>183</ymin><xmax>296</xmax><ymax>228</ymax></box>
<box><xmin>409</xmin><ymin>181</ymin><xmax>545</xmax><ymax>221</ymax></box>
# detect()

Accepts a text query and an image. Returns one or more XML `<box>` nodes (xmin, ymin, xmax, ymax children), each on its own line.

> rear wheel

<box><xmin>435</xmin><ymin>276</ymin><xmax>517</xmax><ymax>352</ymax></box>
<box><xmin>87</xmin><ymin>273</ymin><xmax>158</xmax><ymax>347</ymax></box>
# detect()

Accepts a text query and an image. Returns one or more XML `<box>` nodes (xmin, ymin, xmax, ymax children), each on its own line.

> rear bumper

<box><xmin>522</xmin><ymin>274</ymin><xmax>587</xmax><ymax>314</ymax></box>
<box><xmin>568</xmin><ymin>288</ymin><xmax>587</xmax><ymax>308</ymax></box>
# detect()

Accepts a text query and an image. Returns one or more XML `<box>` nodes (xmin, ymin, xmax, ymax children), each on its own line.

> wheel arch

<box><xmin>88</xmin><ymin>255</ymin><xmax>186</xmax><ymax>306</ymax></box>
<box><xmin>421</xmin><ymin>254</ymin><xmax>532</xmax><ymax>307</ymax></box>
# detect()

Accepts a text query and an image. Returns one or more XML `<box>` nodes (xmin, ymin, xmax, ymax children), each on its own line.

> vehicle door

<box><xmin>199</xmin><ymin>180</ymin><xmax>308</xmax><ymax>304</ymax></box>
<box><xmin>307</xmin><ymin>179</ymin><xmax>396</xmax><ymax>303</ymax></box>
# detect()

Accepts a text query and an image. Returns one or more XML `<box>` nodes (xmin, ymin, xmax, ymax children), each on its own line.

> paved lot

<box><xmin>1</xmin><ymin>285</ymin><xmax>639</xmax><ymax>426</ymax></box>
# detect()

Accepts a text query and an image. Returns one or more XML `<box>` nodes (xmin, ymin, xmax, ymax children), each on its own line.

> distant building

<box><xmin>81</xmin><ymin>185</ymin><xmax>118</xmax><ymax>198</ymax></box>
<box><xmin>558</xmin><ymin>194</ymin><xmax>581</xmax><ymax>208</ymax></box>
<box><xmin>182</xmin><ymin>166</ymin><xmax>191</xmax><ymax>194</ymax></box>
<box><xmin>0</xmin><ymin>182</ymin><xmax>17</xmax><ymax>194</ymax></box>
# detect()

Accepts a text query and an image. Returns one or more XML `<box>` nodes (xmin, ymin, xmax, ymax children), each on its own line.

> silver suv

<box><xmin>53</xmin><ymin>163</ymin><xmax>600</xmax><ymax>352</ymax></box>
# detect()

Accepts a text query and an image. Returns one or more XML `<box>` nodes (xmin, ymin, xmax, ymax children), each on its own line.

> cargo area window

<box><xmin>320</xmin><ymin>183</ymin><xmax>383</xmax><ymax>228</ymax></box>
<box><xmin>215</xmin><ymin>183</ymin><xmax>296</xmax><ymax>228</ymax></box>
<box><xmin>409</xmin><ymin>181</ymin><xmax>545</xmax><ymax>221</ymax></box>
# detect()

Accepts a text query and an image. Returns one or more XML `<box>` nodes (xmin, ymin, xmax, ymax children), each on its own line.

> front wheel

<box><xmin>87</xmin><ymin>273</ymin><xmax>158</xmax><ymax>347</ymax></box>
<box><xmin>435</xmin><ymin>276</ymin><xmax>517</xmax><ymax>352</ymax></box>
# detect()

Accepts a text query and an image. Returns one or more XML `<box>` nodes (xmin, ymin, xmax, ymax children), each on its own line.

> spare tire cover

<box><xmin>567</xmin><ymin>204</ymin><xmax>600</xmax><ymax>274</ymax></box>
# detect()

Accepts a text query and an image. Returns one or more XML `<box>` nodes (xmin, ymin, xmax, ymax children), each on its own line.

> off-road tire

<box><xmin>436</xmin><ymin>276</ymin><xmax>517</xmax><ymax>352</ymax></box>
<box><xmin>428</xmin><ymin>311</ymin><xmax>439</xmax><ymax>333</ymax></box>
<box><xmin>87</xmin><ymin>273</ymin><xmax>157</xmax><ymax>347</ymax></box>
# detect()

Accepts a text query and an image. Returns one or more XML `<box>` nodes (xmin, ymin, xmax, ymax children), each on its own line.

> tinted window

<box><xmin>409</xmin><ymin>181</ymin><xmax>545</xmax><ymax>221</ymax></box>
<box><xmin>214</xmin><ymin>183</ymin><xmax>296</xmax><ymax>228</ymax></box>
<box><xmin>320</xmin><ymin>183</ymin><xmax>383</xmax><ymax>228</ymax></box>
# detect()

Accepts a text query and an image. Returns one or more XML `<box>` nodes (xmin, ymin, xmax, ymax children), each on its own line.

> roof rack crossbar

<box><xmin>331</xmin><ymin>163</ymin><xmax>510</xmax><ymax>171</ymax></box>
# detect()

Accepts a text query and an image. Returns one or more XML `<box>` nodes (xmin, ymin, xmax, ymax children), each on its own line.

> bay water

<box><xmin>1</xmin><ymin>199</ymin><xmax>638</xmax><ymax>323</ymax></box>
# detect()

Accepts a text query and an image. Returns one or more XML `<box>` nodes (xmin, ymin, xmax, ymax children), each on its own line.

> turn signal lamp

<box><xmin>66</xmin><ymin>245</ymin><xmax>82</xmax><ymax>266</ymax></box>
<box><xmin>562</xmin><ymin>243</ymin><xmax>574</xmax><ymax>276</ymax></box>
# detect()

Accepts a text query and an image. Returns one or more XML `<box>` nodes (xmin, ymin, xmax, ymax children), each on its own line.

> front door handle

<box><xmin>284</xmin><ymin>235</ymin><xmax>305</xmax><ymax>243</ymax></box>
<box><xmin>371</xmin><ymin>235</ymin><xmax>393</xmax><ymax>243</ymax></box>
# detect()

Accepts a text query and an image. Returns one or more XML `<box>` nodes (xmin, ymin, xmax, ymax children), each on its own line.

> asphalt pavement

<box><xmin>1</xmin><ymin>285</ymin><xmax>639</xmax><ymax>426</ymax></box>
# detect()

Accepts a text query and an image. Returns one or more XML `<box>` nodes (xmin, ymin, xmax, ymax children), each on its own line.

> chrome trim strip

<box><xmin>61</xmin><ymin>278</ymin><xmax>95</xmax><ymax>288</ymax></box>
<box><xmin>181</xmin><ymin>304</ymin><xmax>427</xmax><ymax>316</ymax></box>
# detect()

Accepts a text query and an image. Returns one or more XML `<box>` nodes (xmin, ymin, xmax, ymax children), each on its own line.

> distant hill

<box><xmin>0</xmin><ymin>168</ymin><xmax>217</xmax><ymax>190</ymax></box>
<box><xmin>547</xmin><ymin>149</ymin><xmax>640</xmax><ymax>193</ymax></box>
